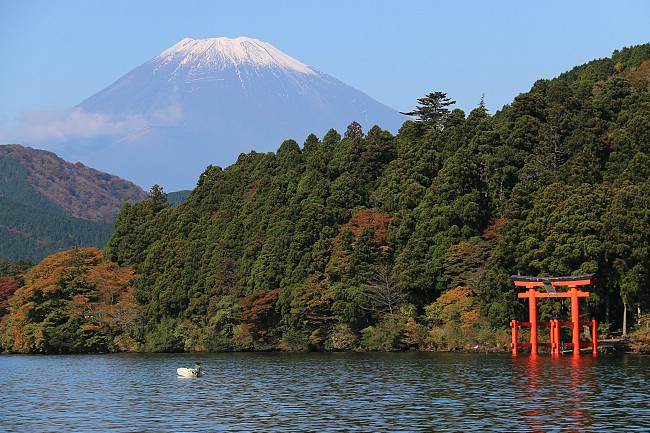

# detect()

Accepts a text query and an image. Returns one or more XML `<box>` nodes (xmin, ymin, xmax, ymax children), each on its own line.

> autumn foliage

<box><xmin>425</xmin><ymin>286</ymin><xmax>478</xmax><ymax>328</ymax></box>
<box><xmin>0</xmin><ymin>277</ymin><xmax>21</xmax><ymax>316</ymax></box>
<box><xmin>0</xmin><ymin>248</ymin><xmax>139</xmax><ymax>353</ymax></box>
<box><xmin>335</xmin><ymin>210</ymin><xmax>391</xmax><ymax>246</ymax></box>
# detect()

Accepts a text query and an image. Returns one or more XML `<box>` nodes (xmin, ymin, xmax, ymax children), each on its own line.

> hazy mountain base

<box><xmin>1</xmin><ymin>44</ymin><xmax>650</xmax><ymax>354</ymax></box>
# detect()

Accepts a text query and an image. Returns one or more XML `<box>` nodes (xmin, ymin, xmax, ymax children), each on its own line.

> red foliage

<box><xmin>334</xmin><ymin>210</ymin><xmax>391</xmax><ymax>246</ymax></box>
<box><xmin>0</xmin><ymin>276</ymin><xmax>21</xmax><ymax>315</ymax></box>
<box><xmin>243</xmin><ymin>179</ymin><xmax>261</xmax><ymax>199</ymax></box>
<box><xmin>239</xmin><ymin>288</ymin><xmax>281</xmax><ymax>323</ymax></box>
<box><xmin>481</xmin><ymin>217</ymin><xmax>507</xmax><ymax>241</ymax></box>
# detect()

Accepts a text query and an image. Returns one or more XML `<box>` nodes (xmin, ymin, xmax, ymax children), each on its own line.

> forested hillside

<box><xmin>0</xmin><ymin>145</ymin><xmax>149</xmax><ymax>261</ymax></box>
<box><xmin>1</xmin><ymin>44</ymin><xmax>649</xmax><ymax>353</ymax></box>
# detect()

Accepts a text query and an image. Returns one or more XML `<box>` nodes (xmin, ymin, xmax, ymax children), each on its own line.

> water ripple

<box><xmin>1</xmin><ymin>352</ymin><xmax>649</xmax><ymax>432</ymax></box>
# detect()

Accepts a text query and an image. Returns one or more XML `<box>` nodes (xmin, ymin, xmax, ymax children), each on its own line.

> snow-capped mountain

<box><xmin>53</xmin><ymin>37</ymin><xmax>405</xmax><ymax>190</ymax></box>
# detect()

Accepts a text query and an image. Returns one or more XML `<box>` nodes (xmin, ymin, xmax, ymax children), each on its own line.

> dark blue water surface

<box><xmin>1</xmin><ymin>352</ymin><xmax>649</xmax><ymax>432</ymax></box>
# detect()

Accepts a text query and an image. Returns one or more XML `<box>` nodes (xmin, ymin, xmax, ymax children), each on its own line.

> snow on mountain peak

<box><xmin>156</xmin><ymin>37</ymin><xmax>317</xmax><ymax>75</ymax></box>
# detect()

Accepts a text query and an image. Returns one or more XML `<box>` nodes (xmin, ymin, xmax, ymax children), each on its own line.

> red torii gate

<box><xmin>510</xmin><ymin>274</ymin><xmax>598</xmax><ymax>356</ymax></box>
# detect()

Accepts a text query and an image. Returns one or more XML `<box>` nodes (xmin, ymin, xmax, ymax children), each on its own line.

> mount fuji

<box><xmin>49</xmin><ymin>37</ymin><xmax>406</xmax><ymax>190</ymax></box>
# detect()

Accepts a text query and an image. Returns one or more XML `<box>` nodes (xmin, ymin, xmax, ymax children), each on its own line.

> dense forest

<box><xmin>1</xmin><ymin>44</ymin><xmax>649</xmax><ymax>354</ymax></box>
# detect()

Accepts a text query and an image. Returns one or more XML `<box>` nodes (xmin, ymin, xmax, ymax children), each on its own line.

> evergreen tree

<box><xmin>400</xmin><ymin>91</ymin><xmax>456</xmax><ymax>131</ymax></box>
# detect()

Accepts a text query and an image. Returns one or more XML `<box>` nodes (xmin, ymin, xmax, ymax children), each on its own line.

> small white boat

<box><xmin>177</xmin><ymin>367</ymin><xmax>203</xmax><ymax>377</ymax></box>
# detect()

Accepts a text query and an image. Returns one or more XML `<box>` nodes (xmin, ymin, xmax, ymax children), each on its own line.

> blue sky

<box><xmin>1</xmin><ymin>0</ymin><xmax>649</xmax><ymax>132</ymax></box>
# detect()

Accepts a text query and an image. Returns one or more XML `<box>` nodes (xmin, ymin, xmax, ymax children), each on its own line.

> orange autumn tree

<box><xmin>236</xmin><ymin>288</ymin><xmax>282</xmax><ymax>349</ymax></box>
<box><xmin>85</xmin><ymin>262</ymin><xmax>141</xmax><ymax>351</ymax></box>
<box><xmin>423</xmin><ymin>285</ymin><xmax>481</xmax><ymax>351</ymax></box>
<box><xmin>0</xmin><ymin>248</ymin><xmax>139</xmax><ymax>353</ymax></box>
<box><xmin>0</xmin><ymin>277</ymin><xmax>22</xmax><ymax>317</ymax></box>
<box><xmin>425</xmin><ymin>286</ymin><xmax>479</xmax><ymax>328</ymax></box>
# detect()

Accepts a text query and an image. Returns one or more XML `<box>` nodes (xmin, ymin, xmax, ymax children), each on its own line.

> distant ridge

<box><xmin>0</xmin><ymin>144</ymin><xmax>148</xmax><ymax>261</ymax></box>
<box><xmin>50</xmin><ymin>37</ymin><xmax>405</xmax><ymax>190</ymax></box>
<box><xmin>1</xmin><ymin>144</ymin><xmax>148</xmax><ymax>221</ymax></box>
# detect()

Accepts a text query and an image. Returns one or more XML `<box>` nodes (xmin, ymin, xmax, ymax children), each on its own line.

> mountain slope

<box><xmin>52</xmin><ymin>37</ymin><xmax>406</xmax><ymax>190</ymax></box>
<box><xmin>0</xmin><ymin>144</ymin><xmax>148</xmax><ymax>261</ymax></box>
<box><xmin>98</xmin><ymin>44</ymin><xmax>650</xmax><ymax>352</ymax></box>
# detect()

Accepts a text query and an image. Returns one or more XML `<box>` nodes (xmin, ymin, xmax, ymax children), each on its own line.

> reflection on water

<box><xmin>513</xmin><ymin>355</ymin><xmax>650</xmax><ymax>432</ymax></box>
<box><xmin>515</xmin><ymin>355</ymin><xmax>598</xmax><ymax>432</ymax></box>
<box><xmin>1</xmin><ymin>352</ymin><xmax>649</xmax><ymax>432</ymax></box>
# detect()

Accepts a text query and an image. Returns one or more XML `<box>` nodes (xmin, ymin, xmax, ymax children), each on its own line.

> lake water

<box><xmin>1</xmin><ymin>352</ymin><xmax>649</xmax><ymax>432</ymax></box>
